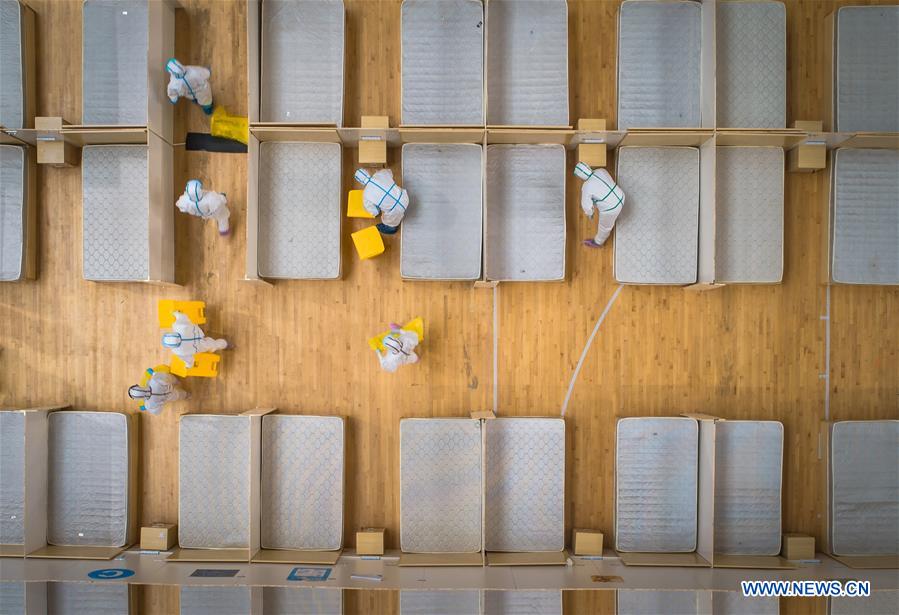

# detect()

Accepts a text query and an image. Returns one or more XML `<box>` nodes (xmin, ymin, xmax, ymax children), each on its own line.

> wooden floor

<box><xmin>2</xmin><ymin>0</ymin><xmax>897</xmax><ymax>613</ymax></box>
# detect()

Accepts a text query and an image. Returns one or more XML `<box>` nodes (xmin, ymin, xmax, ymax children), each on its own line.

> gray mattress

<box><xmin>0</xmin><ymin>412</ymin><xmax>25</xmax><ymax>544</ymax></box>
<box><xmin>0</xmin><ymin>0</ymin><xmax>23</xmax><ymax>129</ymax></box>
<box><xmin>400</xmin><ymin>591</ymin><xmax>481</xmax><ymax>615</ymax></box>
<box><xmin>82</xmin><ymin>145</ymin><xmax>149</xmax><ymax>281</ymax></box>
<box><xmin>486</xmin><ymin>0</ymin><xmax>568</xmax><ymax>126</ymax></box>
<box><xmin>831</xmin><ymin>149</ymin><xmax>899</xmax><ymax>285</ymax></box>
<box><xmin>617</xmin><ymin>591</ymin><xmax>699</xmax><ymax>615</ymax></box>
<box><xmin>258</xmin><ymin>142</ymin><xmax>341</xmax><ymax>279</ymax></box>
<box><xmin>485</xmin><ymin>418</ymin><xmax>565</xmax><ymax>552</ymax></box>
<box><xmin>715</xmin><ymin>147</ymin><xmax>784</xmax><ymax>283</ymax></box>
<box><xmin>261</xmin><ymin>415</ymin><xmax>344</xmax><ymax>551</ymax></box>
<box><xmin>402</xmin><ymin>0</ymin><xmax>484</xmax><ymax>126</ymax></box>
<box><xmin>485</xmin><ymin>145</ymin><xmax>566</xmax><ymax>281</ymax></box>
<box><xmin>714</xmin><ymin>592</ymin><xmax>779</xmax><ymax>615</ymax></box>
<box><xmin>0</xmin><ymin>144</ymin><xmax>25</xmax><ymax>281</ymax></box>
<box><xmin>835</xmin><ymin>6</ymin><xmax>899</xmax><ymax>133</ymax></box>
<box><xmin>615</xmin><ymin>147</ymin><xmax>700</xmax><ymax>285</ymax></box>
<box><xmin>181</xmin><ymin>587</ymin><xmax>250</xmax><ymax>615</ymax></box>
<box><xmin>48</xmin><ymin>412</ymin><xmax>130</xmax><ymax>547</ymax></box>
<box><xmin>616</xmin><ymin>417</ymin><xmax>698</xmax><ymax>553</ymax></box>
<box><xmin>263</xmin><ymin>588</ymin><xmax>343</xmax><ymax>615</ymax></box>
<box><xmin>830</xmin><ymin>420</ymin><xmax>899</xmax><ymax>556</ymax></box>
<box><xmin>401</xmin><ymin>143</ymin><xmax>483</xmax><ymax>280</ymax></box>
<box><xmin>261</xmin><ymin>0</ymin><xmax>345</xmax><ymax>125</ymax></box>
<box><xmin>716</xmin><ymin>2</ymin><xmax>786</xmax><ymax>129</ymax></box>
<box><xmin>484</xmin><ymin>591</ymin><xmax>562</xmax><ymax>615</ymax></box>
<box><xmin>179</xmin><ymin>415</ymin><xmax>250</xmax><ymax>549</ymax></box>
<box><xmin>617</xmin><ymin>1</ymin><xmax>701</xmax><ymax>129</ymax></box>
<box><xmin>830</xmin><ymin>591</ymin><xmax>899</xmax><ymax>615</ymax></box>
<box><xmin>400</xmin><ymin>419</ymin><xmax>483</xmax><ymax>553</ymax></box>
<box><xmin>82</xmin><ymin>0</ymin><xmax>148</xmax><ymax>126</ymax></box>
<box><xmin>714</xmin><ymin>421</ymin><xmax>783</xmax><ymax>556</ymax></box>
<box><xmin>48</xmin><ymin>582</ymin><xmax>130</xmax><ymax>615</ymax></box>
<box><xmin>0</xmin><ymin>582</ymin><xmax>24</xmax><ymax>615</ymax></box>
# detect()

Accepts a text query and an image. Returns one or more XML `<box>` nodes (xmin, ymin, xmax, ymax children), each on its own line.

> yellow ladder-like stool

<box><xmin>368</xmin><ymin>317</ymin><xmax>424</xmax><ymax>352</ymax></box>
<box><xmin>158</xmin><ymin>300</ymin><xmax>206</xmax><ymax>327</ymax></box>
<box><xmin>170</xmin><ymin>353</ymin><xmax>220</xmax><ymax>378</ymax></box>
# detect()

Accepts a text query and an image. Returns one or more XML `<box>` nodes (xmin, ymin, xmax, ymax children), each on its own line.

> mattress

<box><xmin>485</xmin><ymin>418</ymin><xmax>565</xmax><ymax>552</ymax></box>
<box><xmin>0</xmin><ymin>412</ymin><xmax>24</xmax><ymax>544</ymax></box>
<box><xmin>485</xmin><ymin>145</ymin><xmax>566</xmax><ymax>281</ymax></box>
<box><xmin>716</xmin><ymin>2</ymin><xmax>786</xmax><ymax>128</ymax></box>
<box><xmin>714</xmin><ymin>592</ymin><xmax>779</xmax><ymax>615</ymax></box>
<box><xmin>257</xmin><ymin>142</ymin><xmax>341</xmax><ymax>279</ymax></box>
<box><xmin>830</xmin><ymin>420</ymin><xmax>899</xmax><ymax>556</ymax></box>
<box><xmin>486</xmin><ymin>0</ymin><xmax>568</xmax><ymax>126</ymax></box>
<box><xmin>0</xmin><ymin>144</ymin><xmax>25</xmax><ymax>281</ymax></box>
<box><xmin>715</xmin><ymin>147</ymin><xmax>784</xmax><ymax>283</ymax></box>
<box><xmin>402</xmin><ymin>0</ymin><xmax>484</xmax><ymax>125</ymax></box>
<box><xmin>400</xmin><ymin>591</ymin><xmax>481</xmax><ymax>615</ymax></box>
<box><xmin>617</xmin><ymin>1</ymin><xmax>701</xmax><ymax>129</ymax></box>
<box><xmin>831</xmin><ymin>149</ymin><xmax>899</xmax><ymax>285</ymax></box>
<box><xmin>615</xmin><ymin>147</ymin><xmax>700</xmax><ymax>284</ymax></box>
<box><xmin>48</xmin><ymin>582</ymin><xmax>130</xmax><ymax>615</ymax></box>
<box><xmin>262</xmin><ymin>588</ymin><xmax>343</xmax><ymax>615</ymax></box>
<box><xmin>47</xmin><ymin>412</ymin><xmax>130</xmax><ymax>547</ymax></box>
<box><xmin>82</xmin><ymin>145</ymin><xmax>149</xmax><ymax>281</ymax></box>
<box><xmin>830</xmin><ymin>591</ymin><xmax>899</xmax><ymax>615</ymax></box>
<box><xmin>0</xmin><ymin>0</ymin><xmax>23</xmax><ymax>129</ymax></box>
<box><xmin>261</xmin><ymin>415</ymin><xmax>344</xmax><ymax>551</ymax></box>
<box><xmin>181</xmin><ymin>587</ymin><xmax>251</xmax><ymax>615</ymax></box>
<box><xmin>616</xmin><ymin>591</ymin><xmax>699</xmax><ymax>615</ymax></box>
<box><xmin>835</xmin><ymin>6</ymin><xmax>899</xmax><ymax>133</ymax></box>
<box><xmin>401</xmin><ymin>143</ymin><xmax>483</xmax><ymax>279</ymax></box>
<box><xmin>714</xmin><ymin>421</ymin><xmax>783</xmax><ymax>556</ymax></box>
<box><xmin>82</xmin><ymin>0</ymin><xmax>148</xmax><ymax>126</ymax></box>
<box><xmin>615</xmin><ymin>417</ymin><xmax>698</xmax><ymax>552</ymax></box>
<box><xmin>179</xmin><ymin>415</ymin><xmax>250</xmax><ymax>549</ymax></box>
<box><xmin>400</xmin><ymin>419</ymin><xmax>483</xmax><ymax>553</ymax></box>
<box><xmin>0</xmin><ymin>583</ymin><xmax>24</xmax><ymax>615</ymax></box>
<box><xmin>261</xmin><ymin>0</ymin><xmax>345</xmax><ymax>125</ymax></box>
<box><xmin>483</xmin><ymin>591</ymin><xmax>562</xmax><ymax>615</ymax></box>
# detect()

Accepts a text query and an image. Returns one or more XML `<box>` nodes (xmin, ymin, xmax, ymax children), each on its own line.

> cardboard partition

<box><xmin>398</xmin><ymin>552</ymin><xmax>485</xmax><ymax>567</ymax></box>
<box><xmin>486</xmin><ymin>129</ymin><xmax>574</xmax><ymax>146</ymax></box>
<box><xmin>21</xmin><ymin>582</ymin><xmax>137</xmax><ymax>615</ymax></box>
<box><xmin>618</xmin><ymin>129</ymin><xmax>714</xmax><ymax>148</ymax></box>
<box><xmin>485</xmin><ymin>551</ymin><xmax>567</xmax><ymax>566</ymax></box>
<box><xmin>715</xmin><ymin>130</ymin><xmax>805</xmax><ymax>149</ymax></box>
<box><xmin>616</xmin><ymin>590</ymin><xmax>714</xmax><ymax>613</ymax></box>
<box><xmin>398</xmin><ymin>128</ymin><xmax>484</xmax><ymax>145</ymax></box>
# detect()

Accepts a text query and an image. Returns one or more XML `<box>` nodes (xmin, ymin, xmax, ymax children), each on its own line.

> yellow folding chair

<box><xmin>158</xmin><ymin>300</ymin><xmax>206</xmax><ymax>328</ymax></box>
<box><xmin>367</xmin><ymin>317</ymin><xmax>424</xmax><ymax>352</ymax></box>
<box><xmin>170</xmin><ymin>353</ymin><xmax>220</xmax><ymax>378</ymax></box>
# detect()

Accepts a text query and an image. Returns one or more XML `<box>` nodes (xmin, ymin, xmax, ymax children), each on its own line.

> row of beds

<box><xmin>1</xmin><ymin>1</ymin><xmax>896</xmax><ymax>284</ymax></box>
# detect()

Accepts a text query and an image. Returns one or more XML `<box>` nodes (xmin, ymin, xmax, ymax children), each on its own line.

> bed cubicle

<box><xmin>400</xmin><ymin>590</ymin><xmax>562</xmax><ymax>615</ymax></box>
<box><xmin>0</xmin><ymin>141</ymin><xmax>36</xmax><ymax>281</ymax></box>
<box><xmin>0</xmin><ymin>0</ymin><xmax>36</xmax><ymax>132</ymax></box>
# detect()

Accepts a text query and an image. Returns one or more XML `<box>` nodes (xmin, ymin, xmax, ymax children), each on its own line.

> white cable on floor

<box><xmin>493</xmin><ymin>284</ymin><xmax>499</xmax><ymax>414</ymax></box>
<box><xmin>561</xmin><ymin>284</ymin><xmax>624</xmax><ymax>417</ymax></box>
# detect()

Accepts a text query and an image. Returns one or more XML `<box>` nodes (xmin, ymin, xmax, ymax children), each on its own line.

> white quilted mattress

<box><xmin>715</xmin><ymin>147</ymin><xmax>784</xmax><ymax>283</ymax></box>
<box><xmin>179</xmin><ymin>415</ymin><xmax>250</xmax><ymax>549</ymax></box>
<box><xmin>485</xmin><ymin>144</ymin><xmax>566</xmax><ymax>281</ymax></box>
<box><xmin>400</xmin><ymin>591</ymin><xmax>481</xmax><ymax>615</ymax></box>
<box><xmin>82</xmin><ymin>145</ymin><xmax>149</xmax><ymax>281</ymax></box>
<box><xmin>485</xmin><ymin>418</ymin><xmax>565</xmax><ymax>552</ymax></box>
<box><xmin>831</xmin><ymin>148</ymin><xmax>899</xmax><ymax>285</ymax></box>
<box><xmin>830</xmin><ymin>420</ymin><xmax>899</xmax><ymax>556</ymax></box>
<box><xmin>617</xmin><ymin>590</ymin><xmax>700</xmax><ymax>615</ymax></box>
<box><xmin>400</xmin><ymin>418</ymin><xmax>483</xmax><ymax>553</ymax></box>
<box><xmin>835</xmin><ymin>6</ymin><xmax>899</xmax><ymax>133</ymax></box>
<box><xmin>831</xmin><ymin>591</ymin><xmax>899</xmax><ymax>615</ymax></box>
<box><xmin>263</xmin><ymin>588</ymin><xmax>343</xmax><ymax>615</ymax></box>
<box><xmin>181</xmin><ymin>587</ymin><xmax>250</xmax><ymax>615</ymax></box>
<box><xmin>615</xmin><ymin>147</ymin><xmax>700</xmax><ymax>285</ymax></box>
<box><xmin>402</xmin><ymin>0</ymin><xmax>484</xmax><ymax>126</ymax></box>
<box><xmin>261</xmin><ymin>0</ymin><xmax>345</xmax><ymax>125</ymax></box>
<box><xmin>713</xmin><ymin>592</ymin><xmax>779</xmax><ymax>615</ymax></box>
<box><xmin>0</xmin><ymin>0</ymin><xmax>23</xmax><ymax>129</ymax></box>
<box><xmin>484</xmin><ymin>591</ymin><xmax>562</xmax><ymax>615</ymax></box>
<box><xmin>487</xmin><ymin>0</ymin><xmax>568</xmax><ymax>126</ymax></box>
<box><xmin>257</xmin><ymin>142</ymin><xmax>341</xmax><ymax>279</ymax></box>
<box><xmin>82</xmin><ymin>0</ymin><xmax>148</xmax><ymax>126</ymax></box>
<box><xmin>617</xmin><ymin>0</ymin><xmax>701</xmax><ymax>129</ymax></box>
<box><xmin>716</xmin><ymin>2</ymin><xmax>786</xmax><ymax>128</ymax></box>
<box><xmin>261</xmin><ymin>415</ymin><xmax>344</xmax><ymax>551</ymax></box>
<box><xmin>0</xmin><ymin>144</ymin><xmax>25</xmax><ymax>281</ymax></box>
<box><xmin>714</xmin><ymin>421</ymin><xmax>783</xmax><ymax>556</ymax></box>
<box><xmin>0</xmin><ymin>583</ymin><xmax>24</xmax><ymax>615</ymax></box>
<box><xmin>47</xmin><ymin>412</ymin><xmax>130</xmax><ymax>547</ymax></box>
<box><xmin>0</xmin><ymin>412</ymin><xmax>25</xmax><ymax>545</ymax></box>
<box><xmin>401</xmin><ymin>143</ymin><xmax>483</xmax><ymax>280</ymax></box>
<box><xmin>48</xmin><ymin>582</ymin><xmax>130</xmax><ymax>615</ymax></box>
<box><xmin>615</xmin><ymin>417</ymin><xmax>698</xmax><ymax>553</ymax></box>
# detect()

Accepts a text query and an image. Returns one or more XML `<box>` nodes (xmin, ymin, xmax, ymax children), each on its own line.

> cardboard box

<box><xmin>572</xmin><ymin>529</ymin><xmax>603</xmax><ymax>556</ymax></box>
<box><xmin>356</xmin><ymin>528</ymin><xmax>385</xmax><ymax>556</ymax></box>
<box><xmin>37</xmin><ymin>139</ymin><xmax>79</xmax><ymax>167</ymax></box>
<box><xmin>140</xmin><ymin>524</ymin><xmax>177</xmax><ymax>551</ymax></box>
<box><xmin>782</xmin><ymin>533</ymin><xmax>814</xmax><ymax>560</ymax></box>
<box><xmin>577</xmin><ymin>143</ymin><xmax>607</xmax><ymax>168</ymax></box>
<box><xmin>358</xmin><ymin>139</ymin><xmax>386</xmax><ymax>166</ymax></box>
<box><xmin>787</xmin><ymin>143</ymin><xmax>826</xmax><ymax>173</ymax></box>
<box><xmin>793</xmin><ymin>120</ymin><xmax>823</xmax><ymax>132</ymax></box>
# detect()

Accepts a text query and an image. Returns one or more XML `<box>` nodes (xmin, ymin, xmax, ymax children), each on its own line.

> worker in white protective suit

<box><xmin>162</xmin><ymin>310</ymin><xmax>229</xmax><ymax>369</ymax></box>
<box><xmin>165</xmin><ymin>58</ymin><xmax>214</xmax><ymax>115</ymax></box>
<box><xmin>376</xmin><ymin>323</ymin><xmax>420</xmax><ymax>373</ymax></box>
<box><xmin>128</xmin><ymin>368</ymin><xmax>190</xmax><ymax>415</ymax></box>
<box><xmin>574</xmin><ymin>161</ymin><xmax>625</xmax><ymax>247</ymax></box>
<box><xmin>354</xmin><ymin>168</ymin><xmax>410</xmax><ymax>235</ymax></box>
<box><xmin>175</xmin><ymin>179</ymin><xmax>231</xmax><ymax>236</ymax></box>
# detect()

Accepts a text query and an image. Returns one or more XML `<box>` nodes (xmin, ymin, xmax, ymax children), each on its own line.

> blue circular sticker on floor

<box><xmin>87</xmin><ymin>568</ymin><xmax>135</xmax><ymax>580</ymax></box>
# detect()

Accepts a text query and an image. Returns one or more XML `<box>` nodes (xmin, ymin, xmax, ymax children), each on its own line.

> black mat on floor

<box><xmin>185</xmin><ymin>132</ymin><xmax>248</xmax><ymax>153</ymax></box>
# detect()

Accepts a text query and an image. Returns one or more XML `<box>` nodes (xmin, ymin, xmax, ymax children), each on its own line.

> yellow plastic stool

<box><xmin>347</xmin><ymin>190</ymin><xmax>374</xmax><ymax>219</ymax></box>
<box><xmin>158</xmin><ymin>300</ymin><xmax>206</xmax><ymax>328</ymax></box>
<box><xmin>133</xmin><ymin>364</ymin><xmax>171</xmax><ymax>407</ymax></box>
<box><xmin>352</xmin><ymin>226</ymin><xmax>385</xmax><ymax>260</ymax></box>
<box><xmin>210</xmin><ymin>106</ymin><xmax>249</xmax><ymax>145</ymax></box>
<box><xmin>170</xmin><ymin>353</ymin><xmax>220</xmax><ymax>378</ymax></box>
<box><xmin>367</xmin><ymin>317</ymin><xmax>424</xmax><ymax>352</ymax></box>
